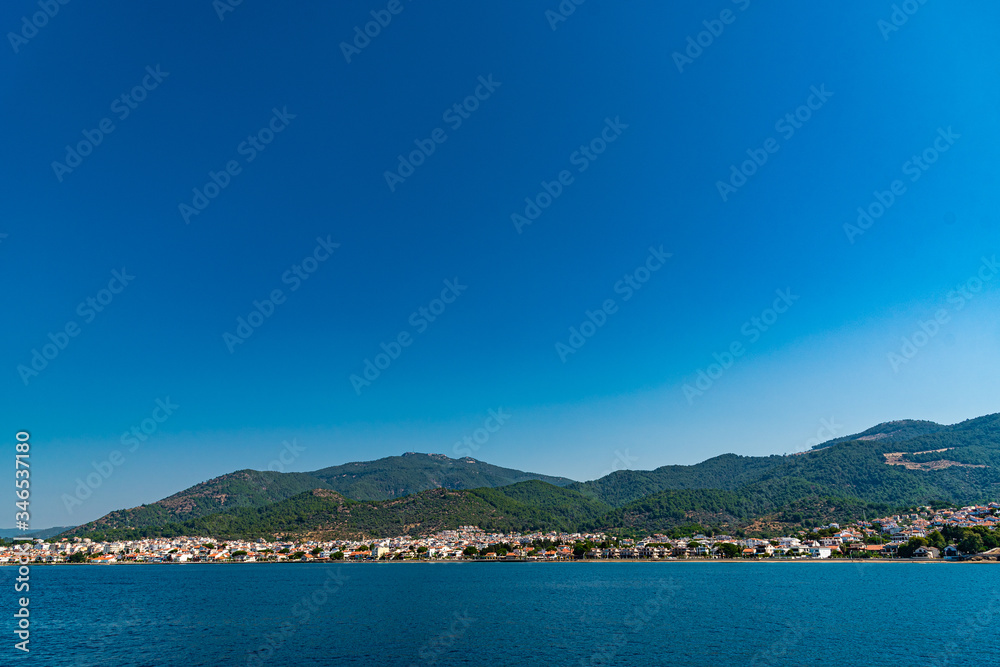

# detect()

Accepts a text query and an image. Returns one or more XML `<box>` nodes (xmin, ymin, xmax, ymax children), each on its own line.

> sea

<box><xmin>26</xmin><ymin>561</ymin><xmax>1000</xmax><ymax>665</ymax></box>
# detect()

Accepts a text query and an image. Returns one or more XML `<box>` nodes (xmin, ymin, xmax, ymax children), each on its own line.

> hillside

<box><xmin>569</xmin><ymin>453</ymin><xmax>786</xmax><ymax>507</ymax></box>
<box><xmin>60</xmin><ymin>413</ymin><xmax>1000</xmax><ymax>541</ymax></box>
<box><xmin>63</xmin><ymin>454</ymin><xmax>575</xmax><ymax>537</ymax></box>
<box><xmin>309</xmin><ymin>452</ymin><xmax>575</xmax><ymax>500</ymax></box>
<box><xmin>70</xmin><ymin>481</ymin><xmax>611</xmax><ymax>541</ymax></box>
<box><xmin>578</xmin><ymin>413</ymin><xmax>1000</xmax><ymax>534</ymax></box>
<box><xmin>810</xmin><ymin>419</ymin><xmax>947</xmax><ymax>450</ymax></box>
<box><xmin>62</xmin><ymin>470</ymin><xmax>333</xmax><ymax>536</ymax></box>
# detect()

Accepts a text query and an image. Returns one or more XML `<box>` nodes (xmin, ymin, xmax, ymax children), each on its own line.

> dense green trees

<box><xmin>717</xmin><ymin>543</ymin><xmax>741</xmax><ymax>558</ymax></box>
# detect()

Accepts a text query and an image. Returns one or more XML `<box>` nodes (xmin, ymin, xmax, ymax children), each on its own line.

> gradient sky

<box><xmin>2</xmin><ymin>1</ymin><xmax>999</xmax><ymax>528</ymax></box>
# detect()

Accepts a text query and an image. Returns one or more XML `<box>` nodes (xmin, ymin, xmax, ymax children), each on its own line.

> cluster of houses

<box><xmin>2</xmin><ymin>504</ymin><xmax>998</xmax><ymax>565</ymax></box>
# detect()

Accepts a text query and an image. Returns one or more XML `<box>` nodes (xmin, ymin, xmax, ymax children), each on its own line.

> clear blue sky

<box><xmin>2</xmin><ymin>1</ymin><xmax>998</xmax><ymax>528</ymax></box>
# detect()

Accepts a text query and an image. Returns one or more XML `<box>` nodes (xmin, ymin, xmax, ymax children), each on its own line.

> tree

<box><xmin>463</xmin><ymin>546</ymin><xmax>478</xmax><ymax>557</ymax></box>
<box><xmin>290</xmin><ymin>551</ymin><xmax>306</xmax><ymax>560</ymax></box>
<box><xmin>311</xmin><ymin>547</ymin><xmax>322</xmax><ymax>556</ymax></box>
<box><xmin>897</xmin><ymin>537</ymin><xmax>928</xmax><ymax>558</ymax></box>
<box><xmin>331</xmin><ymin>551</ymin><xmax>344</xmax><ymax>560</ymax></box>
<box><xmin>231</xmin><ymin>550</ymin><xmax>248</xmax><ymax>558</ymax></box>
<box><xmin>959</xmin><ymin>534</ymin><xmax>985</xmax><ymax>555</ymax></box>
<box><xmin>68</xmin><ymin>552</ymin><xmax>88</xmax><ymax>563</ymax></box>
<box><xmin>718</xmin><ymin>543</ymin><xmax>741</xmax><ymax>559</ymax></box>
<box><xmin>927</xmin><ymin>531</ymin><xmax>946</xmax><ymax>550</ymax></box>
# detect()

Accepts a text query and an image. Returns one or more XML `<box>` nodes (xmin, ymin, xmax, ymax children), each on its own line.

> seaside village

<box><xmin>4</xmin><ymin>504</ymin><xmax>999</xmax><ymax>565</ymax></box>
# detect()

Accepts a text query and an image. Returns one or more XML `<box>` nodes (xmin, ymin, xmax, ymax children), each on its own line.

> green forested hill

<box><xmin>568</xmin><ymin>453</ymin><xmax>786</xmax><ymax>507</ymax></box>
<box><xmin>62</xmin><ymin>470</ymin><xmax>333</xmax><ymax>536</ymax></box>
<box><xmin>63</xmin><ymin>454</ymin><xmax>575</xmax><ymax>536</ymax></box>
<box><xmin>309</xmin><ymin>452</ymin><xmax>574</xmax><ymax>500</ymax></box>
<box><xmin>60</xmin><ymin>413</ymin><xmax>1000</xmax><ymax>541</ymax></box>
<box><xmin>572</xmin><ymin>413</ymin><xmax>1000</xmax><ymax>510</ymax></box>
<box><xmin>812</xmin><ymin>419</ymin><xmax>947</xmax><ymax>449</ymax></box>
<box><xmin>71</xmin><ymin>482</ymin><xmax>611</xmax><ymax>541</ymax></box>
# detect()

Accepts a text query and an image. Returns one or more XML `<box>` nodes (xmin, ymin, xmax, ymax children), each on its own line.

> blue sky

<box><xmin>2</xmin><ymin>1</ymin><xmax>999</xmax><ymax>528</ymax></box>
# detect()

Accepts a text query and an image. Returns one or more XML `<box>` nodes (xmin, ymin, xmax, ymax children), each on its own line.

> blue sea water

<box><xmin>22</xmin><ymin>561</ymin><xmax>1000</xmax><ymax>665</ymax></box>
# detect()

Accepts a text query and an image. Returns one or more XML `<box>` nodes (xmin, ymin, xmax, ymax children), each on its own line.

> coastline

<box><xmin>6</xmin><ymin>557</ymin><xmax>996</xmax><ymax>566</ymax></box>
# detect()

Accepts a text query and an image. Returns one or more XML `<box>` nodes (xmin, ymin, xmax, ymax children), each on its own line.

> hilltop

<box><xmin>62</xmin><ymin>412</ymin><xmax>1000</xmax><ymax>540</ymax></box>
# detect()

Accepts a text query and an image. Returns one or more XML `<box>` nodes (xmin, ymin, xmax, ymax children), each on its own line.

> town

<box><xmin>3</xmin><ymin>504</ymin><xmax>998</xmax><ymax>565</ymax></box>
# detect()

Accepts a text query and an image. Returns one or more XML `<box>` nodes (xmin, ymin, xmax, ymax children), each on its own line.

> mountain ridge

<box><xmin>61</xmin><ymin>412</ymin><xmax>1000</xmax><ymax>540</ymax></box>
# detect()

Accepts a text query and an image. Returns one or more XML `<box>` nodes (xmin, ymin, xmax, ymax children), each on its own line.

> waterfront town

<box><xmin>3</xmin><ymin>504</ymin><xmax>999</xmax><ymax>565</ymax></box>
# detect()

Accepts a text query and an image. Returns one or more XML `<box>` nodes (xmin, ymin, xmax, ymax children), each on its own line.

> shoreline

<box><xmin>5</xmin><ymin>557</ymin><xmax>996</xmax><ymax>566</ymax></box>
